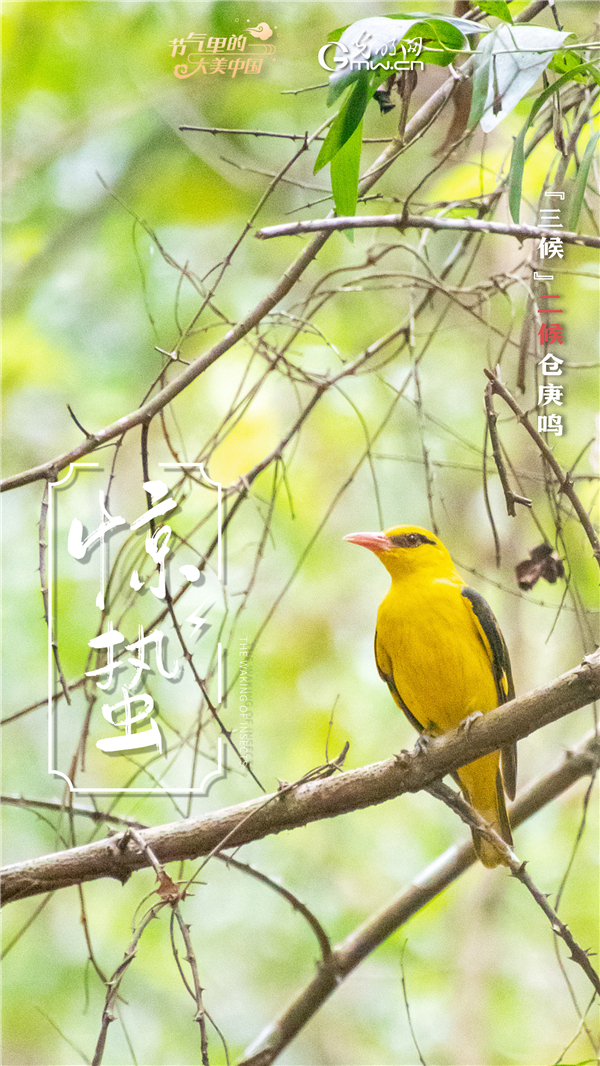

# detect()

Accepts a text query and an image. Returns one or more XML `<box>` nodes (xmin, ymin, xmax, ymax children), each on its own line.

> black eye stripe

<box><xmin>388</xmin><ymin>533</ymin><xmax>436</xmax><ymax>548</ymax></box>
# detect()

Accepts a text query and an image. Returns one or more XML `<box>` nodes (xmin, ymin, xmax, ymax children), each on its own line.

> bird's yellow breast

<box><xmin>375</xmin><ymin>574</ymin><xmax>498</xmax><ymax>733</ymax></box>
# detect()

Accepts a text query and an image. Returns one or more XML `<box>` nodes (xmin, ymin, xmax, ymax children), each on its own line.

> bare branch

<box><xmin>0</xmin><ymin>795</ymin><xmax>146</xmax><ymax>827</ymax></box>
<box><xmin>171</xmin><ymin>909</ymin><xmax>211</xmax><ymax>1066</ymax></box>
<box><xmin>216</xmin><ymin>854</ymin><xmax>333</xmax><ymax>963</ymax></box>
<box><xmin>0</xmin><ymin>225</ymin><xmax>331</xmax><ymax>492</ymax></box>
<box><xmin>256</xmin><ymin>214</ymin><xmax>600</xmax><ymax>246</ymax></box>
<box><xmin>92</xmin><ymin>901</ymin><xmax>163</xmax><ymax>1066</ymax></box>
<box><xmin>511</xmin><ymin>855</ymin><xmax>600</xmax><ymax>996</ymax></box>
<box><xmin>180</xmin><ymin>125</ymin><xmax>322</xmax><ymax>140</ymax></box>
<box><xmin>179</xmin><ymin>124</ymin><xmax>392</xmax><ymax>145</ymax></box>
<box><xmin>484</xmin><ymin>382</ymin><xmax>532</xmax><ymax>516</ymax></box>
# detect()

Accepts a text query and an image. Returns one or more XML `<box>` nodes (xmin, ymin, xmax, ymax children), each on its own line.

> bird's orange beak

<box><xmin>343</xmin><ymin>531</ymin><xmax>392</xmax><ymax>553</ymax></box>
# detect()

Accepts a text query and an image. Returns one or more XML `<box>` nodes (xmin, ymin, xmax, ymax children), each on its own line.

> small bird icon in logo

<box><xmin>248</xmin><ymin>22</ymin><xmax>273</xmax><ymax>40</ymax></box>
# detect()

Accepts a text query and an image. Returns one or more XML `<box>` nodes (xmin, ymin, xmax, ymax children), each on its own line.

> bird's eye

<box><xmin>388</xmin><ymin>531</ymin><xmax>435</xmax><ymax>548</ymax></box>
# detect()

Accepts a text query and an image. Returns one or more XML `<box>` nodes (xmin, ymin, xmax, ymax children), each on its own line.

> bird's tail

<box><xmin>457</xmin><ymin>753</ymin><xmax>513</xmax><ymax>868</ymax></box>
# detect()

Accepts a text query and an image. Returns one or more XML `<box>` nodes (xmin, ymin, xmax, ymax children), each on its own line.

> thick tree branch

<box><xmin>239</xmin><ymin>727</ymin><xmax>600</xmax><ymax>1066</ymax></box>
<box><xmin>2</xmin><ymin>650</ymin><xmax>598</xmax><ymax>905</ymax></box>
<box><xmin>256</xmin><ymin>214</ymin><xmax>600</xmax><ymax>247</ymax></box>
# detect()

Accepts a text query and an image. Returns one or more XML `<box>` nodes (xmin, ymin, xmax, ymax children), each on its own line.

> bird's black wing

<box><xmin>461</xmin><ymin>586</ymin><xmax>517</xmax><ymax>799</ymax></box>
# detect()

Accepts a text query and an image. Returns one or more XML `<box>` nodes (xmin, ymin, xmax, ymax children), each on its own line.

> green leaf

<box><xmin>476</xmin><ymin>0</ymin><xmax>513</xmax><ymax>22</ymax></box>
<box><xmin>567</xmin><ymin>130</ymin><xmax>600</xmax><ymax>231</ymax></box>
<box><xmin>327</xmin><ymin>24</ymin><xmax>349</xmax><ymax>43</ymax></box>
<box><xmin>550</xmin><ymin>47</ymin><xmax>600</xmax><ymax>84</ymax></box>
<box><xmin>468</xmin><ymin>50</ymin><xmax>491</xmax><ymax>128</ymax></box>
<box><xmin>330</xmin><ymin>120</ymin><xmax>363</xmax><ymax>238</ymax></box>
<box><xmin>415</xmin><ymin>19</ymin><xmax>467</xmax><ymax>68</ymax></box>
<box><xmin>549</xmin><ymin>47</ymin><xmax>585</xmax><ymax>81</ymax></box>
<box><xmin>315</xmin><ymin>74</ymin><xmax>369</xmax><ymax>173</ymax></box>
<box><xmin>508</xmin><ymin>61</ymin><xmax>597</xmax><ymax>222</ymax></box>
<box><xmin>327</xmin><ymin>70</ymin><xmax>363</xmax><ymax>107</ymax></box>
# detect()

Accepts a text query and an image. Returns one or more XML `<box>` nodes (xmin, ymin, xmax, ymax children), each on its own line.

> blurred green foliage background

<box><xmin>2</xmin><ymin>2</ymin><xmax>599</xmax><ymax>1064</ymax></box>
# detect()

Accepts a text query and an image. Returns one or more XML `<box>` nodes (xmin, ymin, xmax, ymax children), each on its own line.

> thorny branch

<box><xmin>91</xmin><ymin>901</ymin><xmax>162</xmax><ymax>1066</ymax></box>
<box><xmin>179</xmin><ymin>124</ymin><xmax>392</xmax><ymax>144</ymax></box>
<box><xmin>89</xmin><ymin>827</ymin><xmax>213</xmax><ymax>1066</ymax></box>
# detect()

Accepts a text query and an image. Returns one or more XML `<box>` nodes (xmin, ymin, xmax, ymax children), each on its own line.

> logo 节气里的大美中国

<box><xmin>169</xmin><ymin>26</ymin><xmax>276</xmax><ymax>79</ymax></box>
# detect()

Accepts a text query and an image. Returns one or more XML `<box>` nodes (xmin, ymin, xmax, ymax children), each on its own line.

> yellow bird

<box><xmin>344</xmin><ymin>524</ymin><xmax>516</xmax><ymax>867</ymax></box>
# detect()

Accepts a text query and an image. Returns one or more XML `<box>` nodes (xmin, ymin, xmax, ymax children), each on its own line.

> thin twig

<box><xmin>216</xmin><ymin>853</ymin><xmax>333</xmax><ymax>962</ymax></box>
<box><xmin>77</xmin><ymin>882</ymin><xmax>109</xmax><ymax>986</ymax></box>
<box><xmin>66</xmin><ymin>404</ymin><xmax>93</xmax><ymax>438</ymax></box>
<box><xmin>179</xmin><ymin>125</ymin><xmax>325</xmax><ymax>140</ymax></box>
<box><xmin>179</xmin><ymin>123</ymin><xmax>390</xmax><ymax>144</ymax></box>
<box><xmin>1</xmin><ymin>894</ymin><xmax>53</xmax><ymax>960</ymax></box>
<box><xmin>400</xmin><ymin>941</ymin><xmax>428</xmax><ymax>1066</ymax></box>
<box><xmin>171</xmin><ymin>908</ymin><xmax>211</xmax><ymax>1065</ymax></box>
<box><xmin>91</xmin><ymin>900</ymin><xmax>163</xmax><ymax>1066</ymax></box>
<box><xmin>482</xmin><ymin>421</ymin><xmax>502</xmax><ymax>567</ymax></box>
<box><xmin>484</xmin><ymin>381</ymin><xmax>532</xmax><ymax>516</ymax></box>
<box><xmin>484</xmin><ymin>369</ymin><xmax>600</xmax><ymax>565</ymax></box>
<box><xmin>39</xmin><ymin>481</ymin><xmax>71</xmax><ymax>706</ymax></box>
<box><xmin>164</xmin><ymin>582</ymin><xmax>265</xmax><ymax>792</ymax></box>
<box><xmin>0</xmin><ymin>794</ymin><xmax>148</xmax><ymax>828</ymax></box>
